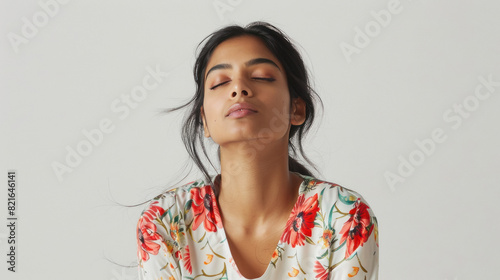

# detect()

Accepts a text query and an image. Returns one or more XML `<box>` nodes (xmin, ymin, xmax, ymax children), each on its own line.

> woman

<box><xmin>136</xmin><ymin>22</ymin><xmax>379</xmax><ymax>280</ymax></box>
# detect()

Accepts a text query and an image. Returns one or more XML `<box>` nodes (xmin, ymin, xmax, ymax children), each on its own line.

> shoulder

<box><xmin>296</xmin><ymin>172</ymin><xmax>378</xmax><ymax>230</ymax></box>
<box><xmin>138</xmin><ymin>176</ymin><xmax>215</xmax><ymax>223</ymax></box>
<box><xmin>297</xmin><ymin>173</ymin><xmax>372</xmax><ymax>208</ymax></box>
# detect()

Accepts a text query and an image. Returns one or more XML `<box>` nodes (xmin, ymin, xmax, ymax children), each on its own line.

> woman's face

<box><xmin>200</xmin><ymin>35</ymin><xmax>305</xmax><ymax>148</ymax></box>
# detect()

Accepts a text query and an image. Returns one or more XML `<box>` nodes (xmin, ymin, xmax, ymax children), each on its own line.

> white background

<box><xmin>1</xmin><ymin>0</ymin><xmax>499</xmax><ymax>279</ymax></box>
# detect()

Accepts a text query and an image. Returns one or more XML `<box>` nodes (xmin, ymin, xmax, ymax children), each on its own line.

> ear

<box><xmin>201</xmin><ymin>106</ymin><xmax>211</xmax><ymax>138</ymax></box>
<box><xmin>290</xmin><ymin>97</ymin><xmax>306</xmax><ymax>126</ymax></box>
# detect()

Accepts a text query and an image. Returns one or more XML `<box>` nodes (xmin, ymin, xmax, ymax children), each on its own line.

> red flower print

<box><xmin>339</xmin><ymin>199</ymin><xmax>373</xmax><ymax>258</ymax></box>
<box><xmin>314</xmin><ymin>261</ymin><xmax>329</xmax><ymax>280</ymax></box>
<box><xmin>182</xmin><ymin>245</ymin><xmax>192</xmax><ymax>273</ymax></box>
<box><xmin>190</xmin><ymin>185</ymin><xmax>222</xmax><ymax>232</ymax></box>
<box><xmin>136</xmin><ymin>217</ymin><xmax>163</xmax><ymax>262</ymax></box>
<box><xmin>280</xmin><ymin>193</ymin><xmax>320</xmax><ymax>248</ymax></box>
<box><xmin>142</xmin><ymin>201</ymin><xmax>165</xmax><ymax>223</ymax></box>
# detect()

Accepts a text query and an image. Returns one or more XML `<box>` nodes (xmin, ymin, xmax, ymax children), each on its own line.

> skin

<box><xmin>200</xmin><ymin>35</ymin><xmax>307</xmax><ymax>278</ymax></box>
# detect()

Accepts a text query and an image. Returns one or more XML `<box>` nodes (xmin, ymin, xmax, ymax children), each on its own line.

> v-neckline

<box><xmin>209</xmin><ymin>172</ymin><xmax>309</xmax><ymax>280</ymax></box>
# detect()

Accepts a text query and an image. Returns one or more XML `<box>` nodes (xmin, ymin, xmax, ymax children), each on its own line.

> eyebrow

<box><xmin>205</xmin><ymin>58</ymin><xmax>281</xmax><ymax>80</ymax></box>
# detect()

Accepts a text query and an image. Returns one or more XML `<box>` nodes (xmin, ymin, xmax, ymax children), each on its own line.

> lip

<box><xmin>225</xmin><ymin>102</ymin><xmax>258</xmax><ymax>117</ymax></box>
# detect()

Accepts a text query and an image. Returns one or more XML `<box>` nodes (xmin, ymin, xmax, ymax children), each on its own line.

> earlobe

<box><xmin>291</xmin><ymin>98</ymin><xmax>306</xmax><ymax>126</ymax></box>
<box><xmin>200</xmin><ymin>106</ymin><xmax>211</xmax><ymax>138</ymax></box>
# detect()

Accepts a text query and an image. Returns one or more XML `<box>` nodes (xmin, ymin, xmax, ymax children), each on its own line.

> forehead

<box><xmin>205</xmin><ymin>35</ymin><xmax>282</xmax><ymax>73</ymax></box>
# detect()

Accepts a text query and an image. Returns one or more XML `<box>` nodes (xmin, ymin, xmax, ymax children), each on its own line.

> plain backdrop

<box><xmin>1</xmin><ymin>0</ymin><xmax>499</xmax><ymax>279</ymax></box>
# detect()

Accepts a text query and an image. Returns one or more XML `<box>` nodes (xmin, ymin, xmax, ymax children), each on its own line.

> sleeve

<box><xmin>328</xmin><ymin>190</ymin><xmax>379</xmax><ymax>280</ymax></box>
<box><xmin>136</xmin><ymin>197</ymin><xmax>182</xmax><ymax>280</ymax></box>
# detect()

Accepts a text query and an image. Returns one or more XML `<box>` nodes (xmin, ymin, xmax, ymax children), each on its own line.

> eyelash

<box><xmin>209</xmin><ymin>77</ymin><xmax>276</xmax><ymax>90</ymax></box>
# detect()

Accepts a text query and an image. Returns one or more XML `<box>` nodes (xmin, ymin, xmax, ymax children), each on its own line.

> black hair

<box><xmin>163</xmin><ymin>21</ymin><xmax>324</xmax><ymax>189</ymax></box>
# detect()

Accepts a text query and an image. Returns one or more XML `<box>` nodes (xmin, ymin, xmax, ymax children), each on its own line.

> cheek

<box><xmin>203</xmin><ymin>99</ymin><xmax>223</xmax><ymax>123</ymax></box>
<box><xmin>269</xmin><ymin>90</ymin><xmax>291</xmax><ymax>112</ymax></box>
<box><xmin>274</xmin><ymin>82</ymin><xmax>291</xmax><ymax>105</ymax></box>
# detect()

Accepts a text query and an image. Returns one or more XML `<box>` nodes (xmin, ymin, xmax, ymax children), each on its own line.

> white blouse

<box><xmin>136</xmin><ymin>172</ymin><xmax>379</xmax><ymax>279</ymax></box>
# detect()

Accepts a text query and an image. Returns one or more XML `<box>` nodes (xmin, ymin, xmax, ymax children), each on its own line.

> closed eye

<box><xmin>209</xmin><ymin>81</ymin><xmax>230</xmax><ymax>90</ymax></box>
<box><xmin>252</xmin><ymin>77</ymin><xmax>275</xmax><ymax>82</ymax></box>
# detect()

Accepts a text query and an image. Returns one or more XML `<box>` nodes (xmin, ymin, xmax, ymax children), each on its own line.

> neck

<box><xmin>216</xmin><ymin>137</ymin><xmax>303</xmax><ymax>232</ymax></box>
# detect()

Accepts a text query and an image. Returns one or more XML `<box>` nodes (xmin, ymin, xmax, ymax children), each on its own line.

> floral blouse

<box><xmin>136</xmin><ymin>172</ymin><xmax>379</xmax><ymax>280</ymax></box>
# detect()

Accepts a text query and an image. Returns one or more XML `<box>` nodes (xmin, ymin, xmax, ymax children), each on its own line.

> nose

<box><xmin>231</xmin><ymin>89</ymin><xmax>249</xmax><ymax>98</ymax></box>
<box><xmin>230</xmin><ymin>78</ymin><xmax>253</xmax><ymax>98</ymax></box>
